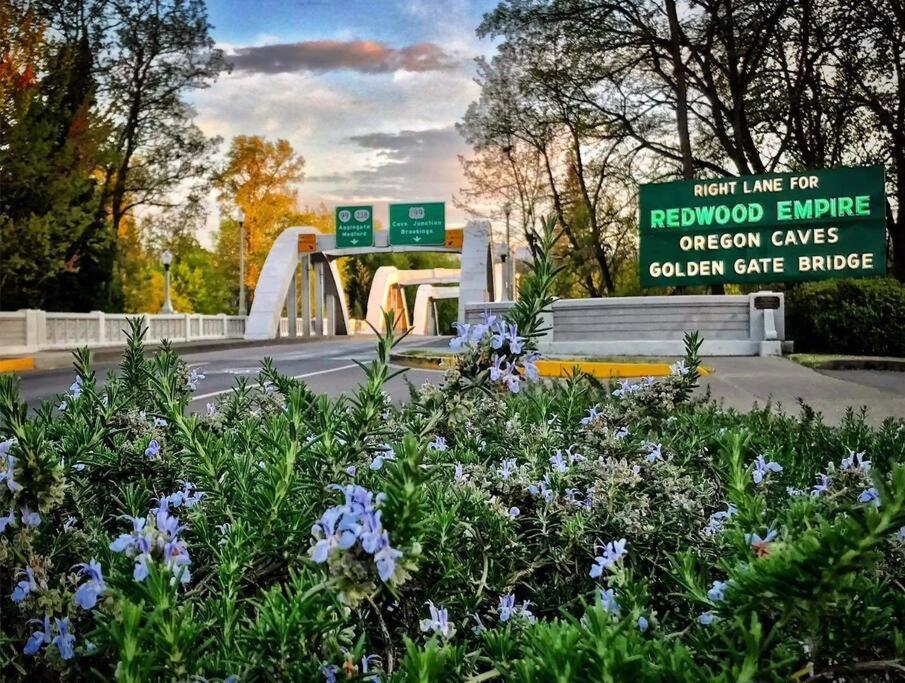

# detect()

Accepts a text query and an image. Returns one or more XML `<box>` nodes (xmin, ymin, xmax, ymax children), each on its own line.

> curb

<box><xmin>389</xmin><ymin>352</ymin><xmax>711</xmax><ymax>378</ymax></box>
<box><xmin>792</xmin><ymin>356</ymin><xmax>905</xmax><ymax>373</ymax></box>
<box><xmin>0</xmin><ymin>357</ymin><xmax>36</xmax><ymax>374</ymax></box>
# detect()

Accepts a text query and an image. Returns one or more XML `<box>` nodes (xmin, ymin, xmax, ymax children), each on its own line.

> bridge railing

<box><xmin>0</xmin><ymin>310</ymin><xmax>247</xmax><ymax>355</ymax></box>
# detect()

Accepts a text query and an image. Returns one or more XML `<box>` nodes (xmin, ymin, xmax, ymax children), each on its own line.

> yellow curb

<box><xmin>390</xmin><ymin>353</ymin><xmax>711</xmax><ymax>378</ymax></box>
<box><xmin>0</xmin><ymin>357</ymin><xmax>36</xmax><ymax>373</ymax></box>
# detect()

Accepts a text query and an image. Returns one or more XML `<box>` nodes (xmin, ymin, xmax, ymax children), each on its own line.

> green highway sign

<box><xmin>639</xmin><ymin>166</ymin><xmax>886</xmax><ymax>287</ymax></box>
<box><xmin>389</xmin><ymin>202</ymin><xmax>445</xmax><ymax>245</ymax></box>
<box><xmin>335</xmin><ymin>205</ymin><xmax>374</xmax><ymax>248</ymax></box>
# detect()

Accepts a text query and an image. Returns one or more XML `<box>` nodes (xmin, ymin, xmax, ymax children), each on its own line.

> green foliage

<box><xmin>1</xmin><ymin>313</ymin><xmax>904</xmax><ymax>679</ymax></box>
<box><xmin>786</xmin><ymin>278</ymin><xmax>905</xmax><ymax>356</ymax></box>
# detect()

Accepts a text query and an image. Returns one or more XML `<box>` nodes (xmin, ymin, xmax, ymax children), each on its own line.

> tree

<box><xmin>213</xmin><ymin>135</ymin><xmax>305</xmax><ymax>299</ymax></box>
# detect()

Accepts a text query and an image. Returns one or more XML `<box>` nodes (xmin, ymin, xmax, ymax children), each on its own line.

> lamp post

<box><xmin>237</xmin><ymin>208</ymin><xmax>246</xmax><ymax>316</ymax></box>
<box><xmin>160</xmin><ymin>250</ymin><xmax>174</xmax><ymax>313</ymax></box>
<box><xmin>503</xmin><ymin>201</ymin><xmax>513</xmax><ymax>299</ymax></box>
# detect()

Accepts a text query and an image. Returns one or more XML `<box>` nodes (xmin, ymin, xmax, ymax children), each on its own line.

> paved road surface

<box><xmin>6</xmin><ymin>339</ymin><xmax>905</xmax><ymax>425</ymax></box>
<box><xmin>10</xmin><ymin>337</ymin><xmax>447</xmax><ymax>411</ymax></box>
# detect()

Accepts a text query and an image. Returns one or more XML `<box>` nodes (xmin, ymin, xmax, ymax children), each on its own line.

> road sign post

<box><xmin>335</xmin><ymin>205</ymin><xmax>374</xmax><ymax>248</ymax></box>
<box><xmin>389</xmin><ymin>202</ymin><xmax>445</xmax><ymax>245</ymax></box>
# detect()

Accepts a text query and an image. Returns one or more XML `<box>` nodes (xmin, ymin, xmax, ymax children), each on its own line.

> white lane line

<box><xmin>191</xmin><ymin>363</ymin><xmax>360</xmax><ymax>402</ymax></box>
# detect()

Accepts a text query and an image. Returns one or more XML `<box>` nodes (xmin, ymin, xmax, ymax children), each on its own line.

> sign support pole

<box><xmin>300</xmin><ymin>255</ymin><xmax>311</xmax><ymax>337</ymax></box>
<box><xmin>314</xmin><ymin>260</ymin><xmax>324</xmax><ymax>337</ymax></box>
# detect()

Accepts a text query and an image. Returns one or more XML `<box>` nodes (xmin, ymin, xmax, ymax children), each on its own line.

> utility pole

<box><xmin>237</xmin><ymin>208</ymin><xmax>246</xmax><ymax>316</ymax></box>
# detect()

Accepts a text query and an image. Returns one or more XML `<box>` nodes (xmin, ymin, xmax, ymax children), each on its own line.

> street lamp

<box><xmin>236</xmin><ymin>208</ymin><xmax>246</xmax><ymax>316</ymax></box>
<box><xmin>160</xmin><ymin>250</ymin><xmax>174</xmax><ymax>313</ymax></box>
<box><xmin>503</xmin><ymin>201</ymin><xmax>513</xmax><ymax>299</ymax></box>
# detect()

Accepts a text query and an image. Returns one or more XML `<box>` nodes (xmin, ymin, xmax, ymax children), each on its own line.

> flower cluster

<box><xmin>74</xmin><ymin>560</ymin><xmax>106</xmax><ymax>610</ymax></box>
<box><xmin>751</xmin><ymin>455</ymin><xmax>783</xmax><ymax>486</ymax></box>
<box><xmin>110</xmin><ymin>498</ymin><xmax>192</xmax><ymax>584</ymax></box>
<box><xmin>24</xmin><ymin>616</ymin><xmax>75</xmax><ymax>660</ymax></box>
<box><xmin>498</xmin><ymin>593</ymin><xmax>536</xmax><ymax>623</ymax></box>
<box><xmin>58</xmin><ymin>376</ymin><xmax>83</xmax><ymax>412</ymax></box>
<box><xmin>449</xmin><ymin>312</ymin><xmax>540</xmax><ymax>394</ymax></box>
<box><xmin>702</xmin><ymin>503</ymin><xmax>737</xmax><ymax>537</ymax></box>
<box><xmin>1</xmin><ymin>437</ymin><xmax>21</xmax><ymax>494</ymax></box>
<box><xmin>309</xmin><ymin>484</ymin><xmax>402</xmax><ymax>583</ymax></box>
<box><xmin>420</xmin><ymin>601</ymin><xmax>454</xmax><ymax>638</ymax></box>
<box><xmin>187</xmin><ymin>367</ymin><xmax>206</xmax><ymax>391</ymax></box>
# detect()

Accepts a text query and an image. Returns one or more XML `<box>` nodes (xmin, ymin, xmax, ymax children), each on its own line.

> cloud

<box><xmin>229</xmin><ymin>39</ymin><xmax>456</xmax><ymax>74</ymax></box>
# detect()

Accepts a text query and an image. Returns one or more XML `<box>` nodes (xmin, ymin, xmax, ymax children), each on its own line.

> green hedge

<box><xmin>786</xmin><ymin>278</ymin><xmax>905</xmax><ymax>357</ymax></box>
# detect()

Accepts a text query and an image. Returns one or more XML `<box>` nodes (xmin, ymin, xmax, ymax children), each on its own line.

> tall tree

<box><xmin>213</xmin><ymin>135</ymin><xmax>305</xmax><ymax>297</ymax></box>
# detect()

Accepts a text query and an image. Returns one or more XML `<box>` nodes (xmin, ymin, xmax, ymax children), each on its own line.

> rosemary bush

<box><xmin>1</xmin><ymin>218</ymin><xmax>904</xmax><ymax>681</ymax></box>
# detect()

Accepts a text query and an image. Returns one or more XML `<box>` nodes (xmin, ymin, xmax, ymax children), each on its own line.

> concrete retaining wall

<box><xmin>465</xmin><ymin>292</ymin><xmax>785</xmax><ymax>356</ymax></box>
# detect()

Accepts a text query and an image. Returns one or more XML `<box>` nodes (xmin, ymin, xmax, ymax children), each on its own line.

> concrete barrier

<box><xmin>465</xmin><ymin>292</ymin><xmax>785</xmax><ymax>356</ymax></box>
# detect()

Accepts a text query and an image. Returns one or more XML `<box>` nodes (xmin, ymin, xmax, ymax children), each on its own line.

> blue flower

<box><xmin>505</xmin><ymin>323</ymin><xmax>526</xmax><ymax>354</ymax></box>
<box><xmin>702</xmin><ymin>503</ymin><xmax>737</xmax><ymax>537</ymax></box>
<box><xmin>187</xmin><ymin>367</ymin><xmax>205</xmax><ymax>391</ymax></box>
<box><xmin>420</xmin><ymin>600</ymin><xmax>454</xmax><ymax>638</ymax></box>
<box><xmin>599</xmin><ymin>588</ymin><xmax>620</xmax><ymax>615</ymax></box>
<box><xmin>643</xmin><ymin>442</ymin><xmax>663</xmax><ymax>462</ymax></box>
<box><xmin>521</xmin><ymin>351</ymin><xmax>541</xmax><ymax>381</ymax></box>
<box><xmin>23</xmin><ymin>615</ymin><xmax>51</xmax><ymax>656</ymax></box>
<box><xmin>745</xmin><ymin>529</ymin><xmax>778</xmax><ymax>556</ymax></box>
<box><xmin>698</xmin><ymin>611</ymin><xmax>717</xmax><ymax>625</ymax></box>
<box><xmin>637</xmin><ymin>615</ymin><xmax>649</xmax><ymax>632</ymax></box>
<box><xmin>322</xmin><ymin>664</ymin><xmax>340</xmax><ymax>683</ymax></box>
<box><xmin>810</xmin><ymin>473</ymin><xmax>831</xmax><ymax>496</ymax></box>
<box><xmin>528</xmin><ymin>474</ymin><xmax>554</xmax><ymax>502</ymax></box>
<box><xmin>20</xmin><ymin>505</ymin><xmax>40</xmax><ymax>528</ymax></box>
<box><xmin>145</xmin><ymin>439</ymin><xmax>161</xmax><ymax>459</ymax></box>
<box><xmin>858</xmin><ymin>487</ymin><xmax>881</xmax><ymax>507</ymax></box>
<box><xmin>896</xmin><ymin>526</ymin><xmax>905</xmax><ymax>542</ymax></box>
<box><xmin>751</xmin><ymin>455</ymin><xmax>782</xmax><ymax>486</ymax></box>
<box><xmin>489</xmin><ymin>354</ymin><xmax>507</xmax><ymax>382</ymax></box>
<box><xmin>498</xmin><ymin>594</ymin><xmax>516</xmax><ymax>622</ymax></box>
<box><xmin>707</xmin><ymin>580</ymin><xmax>729</xmax><ymax>602</ymax></box>
<box><xmin>612</xmin><ymin>379</ymin><xmax>641</xmax><ymax>398</ymax></box>
<box><xmin>0</xmin><ymin>507</ymin><xmax>16</xmax><ymax>533</ymax></box>
<box><xmin>153</xmin><ymin>417</ymin><xmax>168</xmax><ymax>428</ymax></box>
<box><xmin>498</xmin><ymin>458</ymin><xmax>517</xmax><ymax>481</ymax></box>
<box><xmin>549</xmin><ymin>451</ymin><xmax>568</xmax><ymax>473</ymax></box>
<box><xmin>12</xmin><ymin>567</ymin><xmax>37</xmax><ymax>603</ymax></box>
<box><xmin>580</xmin><ymin>406</ymin><xmax>601</xmax><ymax>426</ymax></box>
<box><xmin>841</xmin><ymin>449</ymin><xmax>871</xmax><ymax>473</ymax></box>
<box><xmin>52</xmin><ymin>617</ymin><xmax>76</xmax><ymax>660</ymax></box>
<box><xmin>670</xmin><ymin>359</ymin><xmax>689</xmax><ymax>376</ymax></box>
<box><xmin>1</xmin><ymin>443</ymin><xmax>22</xmax><ymax>493</ymax></box>
<box><xmin>345</xmin><ymin>465</ymin><xmax>357</xmax><ymax>476</ymax></box>
<box><xmin>74</xmin><ymin>559</ymin><xmax>105</xmax><ymax>610</ymax></box>
<box><xmin>370</xmin><ymin>446</ymin><xmax>396</xmax><ymax>471</ymax></box>
<box><xmin>589</xmin><ymin>538</ymin><xmax>628</xmax><ymax>578</ymax></box>
<box><xmin>454</xmin><ymin>463</ymin><xmax>467</xmax><ymax>483</ymax></box>
<box><xmin>508</xmin><ymin>507</ymin><xmax>520</xmax><ymax>518</ymax></box>
<box><xmin>428</xmin><ymin>436</ymin><xmax>448</xmax><ymax>451</ymax></box>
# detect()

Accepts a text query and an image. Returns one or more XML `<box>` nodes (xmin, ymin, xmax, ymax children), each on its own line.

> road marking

<box><xmin>191</xmin><ymin>363</ymin><xmax>360</xmax><ymax>402</ymax></box>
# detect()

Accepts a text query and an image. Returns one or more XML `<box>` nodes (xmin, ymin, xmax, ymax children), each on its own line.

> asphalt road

<box><xmin>10</xmin><ymin>336</ymin><xmax>448</xmax><ymax>411</ymax></box>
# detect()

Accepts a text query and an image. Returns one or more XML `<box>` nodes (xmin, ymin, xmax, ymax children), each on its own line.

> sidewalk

<box><xmin>698</xmin><ymin>357</ymin><xmax>905</xmax><ymax>425</ymax></box>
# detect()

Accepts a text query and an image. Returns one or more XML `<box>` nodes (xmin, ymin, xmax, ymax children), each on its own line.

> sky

<box><xmin>190</xmin><ymin>0</ymin><xmax>500</xmax><ymax>244</ymax></box>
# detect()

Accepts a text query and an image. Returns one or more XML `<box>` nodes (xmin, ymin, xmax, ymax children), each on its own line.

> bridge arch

<box><xmin>244</xmin><ymin>220</ymin><xmax>492</xmax><ymax>340</ymax></box>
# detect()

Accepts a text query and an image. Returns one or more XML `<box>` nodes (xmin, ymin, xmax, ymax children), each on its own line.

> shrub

<box><xmin>786</xmin><ymin>278</ymin><xmax>905</xmax><ymax>356</ymax></box>
<box><xmin>1</xmin><ymin>222</ymin><xmax>904</xmax><ymax>681</ymax></box>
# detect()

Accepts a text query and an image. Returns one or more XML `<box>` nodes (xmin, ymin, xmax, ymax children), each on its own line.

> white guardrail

<box><xmin>0</xmin><ymin>310</ymin><xmax>247</xmax><ymax>356</ymax></box>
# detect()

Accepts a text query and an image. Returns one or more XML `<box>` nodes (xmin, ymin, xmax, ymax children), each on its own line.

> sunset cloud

<box><xmin>229</xmin><ymin>39</ymin><xmax>456</xmax><ymax>74</ymax></box>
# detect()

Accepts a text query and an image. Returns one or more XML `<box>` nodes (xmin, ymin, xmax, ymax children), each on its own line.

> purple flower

<box><xmin>589</xmin><ymin>538</ymin><xmax>628</xmax><ymax>577</ymax></box>
<box><xmin>144</xmin><ymin>439</ymin><xmax>161</xmax><ymax>459</ymax></box>
<box><xmin>612</xmin><ymin>380</ymin><xmax>640</xmax><ymax>398</ymax></box>
<box><xmin>490</xmin><ymin>354</ymin><xmax>507</xmax><ymax>382</ymax></box>
<box><xmin>52</xmin><ymin>617</ymin><xmax>76</xmax><ymax>660</ymax></box>
<box><xmin>528</xmin><ymin>474</ymin><xmax>554</xmax><ymax>503</ymax></box>
<box><xmin>454</xmin><ymin>463</ymin><xmax>467</xmax><ymax>483</ymax></box>
<box><xmin>322</xmin><ymin>664</ymin><xmax>340</xmax><ymax>683</ymax></box>
<box><xmin>751</xmin><ymin>455</ymin><xmax>783</xmax><ymax>486</ymax></box>
<box><xmin>0</xmin><ymin>507</ymin><xmax>15</xmax><ymax>533</ymax></box>
<box><xmin>420</xmin><ymin>601</ymin><xmax>454</xmax><ymax>638</ymax></box>
<box><xmin>345</xmin><ymin>465</ymin><xmax>357</xmax><ymax>476</ymax></box>
<box><xmin>505</xmin><ymin>324</ymin><xmax>526</xmax><ymax>354</ymax></box>
<box><xmin>187</xmin><ymin>367</ymin><xmax>205</xmax><ymax>391</ymax></box>
<box><xmin>508</xmin><ymin>507</ymin><xmax>520</xmax><ymax>518</ymax></box>
<box><xmin>12</xmin><ymin>567</ymin><xmax>37</xmax><ymax>603</ymax></box>
<box><xmin>20</xmin><ymin>505</ymin><xmax>40</xmax><ymax>528</ymax></box>
<box><xmin>858</xmin><ymin>487</ymin><xmax>881</xmax><ymax>507</ymax></box>
<box><xmin>521</xmin><ymin>352</ymin><xmax>541</xmax><ymax>381</ymax></box>
<box><xmin>74</xmin><ymin>559</ymin><xmax>105</xmax><ymax>610</ymax></box>
<box><xmin>23</xmin><ymin>615</ymin><xmax>51</xmax><ymax>656</ymax></box>
<box><xmin>499</xmin><ymin>594</ymin><xmax>516</xmax><ymax>622</ymax></box>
